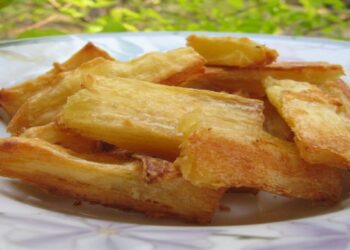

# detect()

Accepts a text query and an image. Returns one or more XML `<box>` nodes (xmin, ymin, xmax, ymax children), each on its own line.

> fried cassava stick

<box><xmin>187</xmin><ymin>35</ymin><xmax>278</xmax><ymax>67</ymax></box>
<box><xmin>174</xmin><ymin>110</ymin><xmax>341</xmax><ymax>203</ymax></box>
<box><xmin>182</xmin><ymin>63</ymin><xmax>344</xmax><ymax>97</ymax></box>
<box><xmin>0</xmin><ymin>137</ymin><xmax>223</xmax><ymax>223</ymax></box>
<box><xmin>59</xmin><ymin>75</ymin><xmax>262</xmax><ymax>159</ymax></box>
<box><xmin>8</xmin><ymin>47</ymin><xmax>205</xmax><ymax>134</ymax></box>
<box><xmin>0</xmin><ymin>42</ymin><xmax>114</xmax><ymax>116</ymax></box>
<box><xmin>264</xmin><ymin>77</ymin><xmax>350</xmax><ymax>169</ymax></box>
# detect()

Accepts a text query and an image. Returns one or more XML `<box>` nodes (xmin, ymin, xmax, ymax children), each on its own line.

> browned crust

<box><xmin>176</xmin><ymin>129</ymin><xmax>341</xmax><ymax>203</ymax></box>
<box><xmin>182</xmin><ymin>63</ymin><xmax>344</xmax><ymax>97</ymax></box>
<box><xmin>0</xmin><ymin>137</ymin><xmax>223</xmax><ymax>224</ymax></box>
<box><xmin>134</xmin><ymin>155</ymin><xmax>181</xmax><ymax>184</ymax></box>
<box><xmin>267</xmin><ymin>61</ymin><xmax>343</xmax><ymax>70</ymax></box>
<box><xmin>206</xmin><ymin>61</ymin><xmax>344</xmax><ymax>76</ymax></box>
<box><xmin>0</xmin><ymin>168</ymin><xmax>210</xmax><ymax>223</ymax></box>
<box><xmin>319</xmin><ymin>79</ymin><xmax>350</xmax><ymax>118</ymax></box>
<box><xmin>264</xmin><ymin>78</ymin><xmax>350</xmax><ymax>169</ymax></box>
<box><xmin>295</xmin><ymin>138</ymin><xmax>350</xmax><ymax>170</ymax></box>
<box><xmin>286</xmin><ymin>89</ymin><xmax>350</xmax><ymax>169</ymax></box>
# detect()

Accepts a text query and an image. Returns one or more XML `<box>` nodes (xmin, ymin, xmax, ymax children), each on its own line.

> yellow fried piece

<box><xmin>174</xmin><ymin>110</ymin><xmax>341</xmax><ymax>203</ymax></box>
<box><xmin>120</xmin><ymin>47</ymin><xmax>206</xmax><ymax>85</ymax></box>
<box><xmin>187</xmin><ymin>35</ymin><xmax>278</xmax><ymax>67</ymax></box>
<box><xmin>319</xmin><ymin>79</ymin><xmax>350</xmax><ymax>118</ymax></box>
<box><xmin>0</xmin><ymin>42</ymin><xmax>114</xmax><ymax>116</ymax></box>
<box><xmin>59</xmin><ymin>76</ymin><xmax>263</xmax><ymax>160</ymax></box>
<box><xmin>182</xmin><ymin>63</ymin><xmax>344</xmax><ymax>96</ymax></box>
<box><xmin>20</xmin><ymin>122</ymin><xmax>100</xmax><ymax>153</ymax></box>
<box><xmin>0</xmin><ymin>137</ymin><xmax>223</xmax><ymax>224</ymax></box>
<box><xmin>8</xmin><ymin>47</ymin><xmax>205</xmax><ymax>134</ymax></box>
<box><xmin>264</xmin><ymin>77</ymin><xmax>350</xmax><ymax>169</ymax></box>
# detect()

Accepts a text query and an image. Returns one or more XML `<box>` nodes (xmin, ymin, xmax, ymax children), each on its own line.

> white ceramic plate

<box><xmin>1</xmin><ymin>32</ymin><xmax>350</xmax><ymax>250</ymax></box>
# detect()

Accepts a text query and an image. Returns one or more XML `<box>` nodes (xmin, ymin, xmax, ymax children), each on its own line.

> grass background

<box><xmin>0</xmin><ymin>0</ymin><xmax>350</xmax><ymax>40</ymax></box>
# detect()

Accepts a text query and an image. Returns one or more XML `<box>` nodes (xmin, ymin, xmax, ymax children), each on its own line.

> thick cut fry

<box><xmin>174</xmin><ymin>111</ymin><xmax>341</xmax><ymax>203</ymax></box>
<box><xmin>264</xmin><ymin>77</ymin><xmax>350</xmax><ymax>169</ymax></box>
<box><xmin>20</xmin><ymin>122</ymin><xmax>100</xmax><ymax>153</ymax></box>
<box><xmin>319</xmin><ymin>79</ymin><xmax>350</xmax><ymax>118</ymax></box>
<box><xmin>187</xmin><ymin>35</ymin><xmax>278</xmax><ymax>67</ymax></box>
<box><xmin>8</xmin><ymin>47</ymin><xmax>206</xmax><ymax>134</ymax></box>
<box><xmin>0</xmin><ymin>42</ymin><xmax>114</xmax><ymax>116</ymax></box>
<box><xmin>182</xmin><ymin>63</ymin><xmax>344</xmax><ymax>96</ymax></box>
<box><xmin>0</xmin><ymin>137</ymin><xmax>223</xmax><ymax>223</ymax></box>
<box><xmin>59</xmin><ymin>76</ymin><xmax>263</xmax><ymax>159</ymax></box>
<box><xmin>120</xmin><ymin>47</ymin><xmax>206</xmax><ymax>85</ymax></box>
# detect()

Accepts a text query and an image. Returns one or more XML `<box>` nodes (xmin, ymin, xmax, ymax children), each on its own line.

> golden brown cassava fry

<box><xmin>0</xmin><ymin>42</ymin><xmax>114</xmax><ymax>116</ymax></box>
<box><xmin>264</xmin><ymin>77</ymin><xmax>350</xmax><ymax>169</ymax></box>
<box><xmin>8</xmin><ymin>47</ymin><xmax>206</xmax><ymax>134</ymax></box>
<box><xmin>0</xmin><ymin>137</ymin><xmax>223</xmax><ymax>224</ymax></box>
<box><xmin>182</xmin><ymin>67</ymin><xmax>266</xmax><ymax>98</ymax></box>
<box><xmin>59</xmin><ymin>76</ymin><xmax>263</xmax><ymax>160</ymax></box>
<box><xmin>122</xmin><ymin>47</ymin><xmax>206</xmax><ymax>85</ymax></box>
<box><xmin>20</xmin><ymin>122</ymin><xmax>100</xmax><ymax>153</ymax></box>
<box><xmin>174</xmin><ymin>110</ymin><xmax>341</xmax><ymax>203</ymax></box>
<box><xmin>263</xmin><ymin>98</ymin><xmax>293</xmax><ymax>141</ymax></box>
<box><xmin>319</xmin><ymin>79</ymin><xmax>350</xmax><ymax>118</ymax></box>
<box><xmin>182</xmin><ymin>63</ymin><xmax>344</xmax><ymax>97</ymax></box>
<box><xmin>187</xmin><ymin>35</ymin><xmax>278</xmax><ymax>67</ymax></box>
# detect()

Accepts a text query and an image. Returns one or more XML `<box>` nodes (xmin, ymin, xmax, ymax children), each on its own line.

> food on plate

<box><xmin>187</xmin><ymin>35</ymin><xmax>278</xmax><ymax>67</ymax></box>
<box><xmin>0</xmin><ymin>42</ymin><xmax>114</xmax><ymax>117</ymax></box>
<box><xmin>181</xmin><ymin>66</ymin><xmax>266</xmax><ymax>97</ymax></box>
<box><xmin>264</xmin><ymin>77</ymin><xmax>350</xmax><ymax>169</ymax></box>
<box><xmin>20</xmin><ymin>122</ymin><xmax>100</xmax><ymax>153</ymax></box>
<box><xmin>7</xmin><ymin>47</ymin><xmax>205</xmax><ymax>134</ymax></box>
<box><xmin>174</xmin><ymin>109</ymin><xmax>341</xmax><ymax>203</ymax></box>
<box><xmin>59</xmin><ymin>75</ymin><xmax>263</xmax><ymax>159</ymax></box>
<box><xmin>182</xmin><ymin>62</ymin><xmax>344</xmax><ymax>97</ymax></box>
<box><xmin>0</xmin><ymin>34</ymin><xmax>348</xmax><ymax>223</ymax></box>
<box><xmin>0</xmin><ymin>137</ymin><xmax>223</xmax><ymax>223</ymax></box>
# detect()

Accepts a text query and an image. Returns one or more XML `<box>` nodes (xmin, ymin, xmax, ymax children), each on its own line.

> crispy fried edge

<box><xmin>181</xmin><ymin>62</ymin><xmax>344</xmax><ymax>96</ymax></box>
<box><xmin>175</xmin><ymin>127</ymin><xmax>341</xmax><ymax>203</ymax></box>
<box><xmin>0</xmin><ymin>42</ymin><xmax>114</xmax><ymax>117</ymax></box>
<box><xmin>7</xmin><ymin>47</ymin><xmax>206</xmax><ymax>134</ymax></box>
<box><xmin>0</xmin><ymin>137</ymin><xmax>224</xmax><ymax>223</ymax></box>
<box><xmin>264</xmin><ymin>77</ymin><xmax>350</xmax><ymax>169</ymax></box>
<box><xmin>319</xmin><ymin>79</ymin><xmax>350</xmax><ymax>118</ymax></box>
<box><xmin>186</xmin><ymin>35</ymin><xmax>278</xmax><ymax>67</ymax></box>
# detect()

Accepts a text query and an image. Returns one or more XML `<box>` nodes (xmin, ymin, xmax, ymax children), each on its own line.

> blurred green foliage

<box><xmin>0</xmin><ymin>0</ymin><xmax>349</xmax><ymax>40</ymax></box>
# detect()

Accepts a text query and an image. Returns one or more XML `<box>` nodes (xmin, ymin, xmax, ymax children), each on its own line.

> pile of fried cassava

<box><xmin>0</xmin><ymin>35</ymin><xmax>349</xmax><ymax>224</ymax></box>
